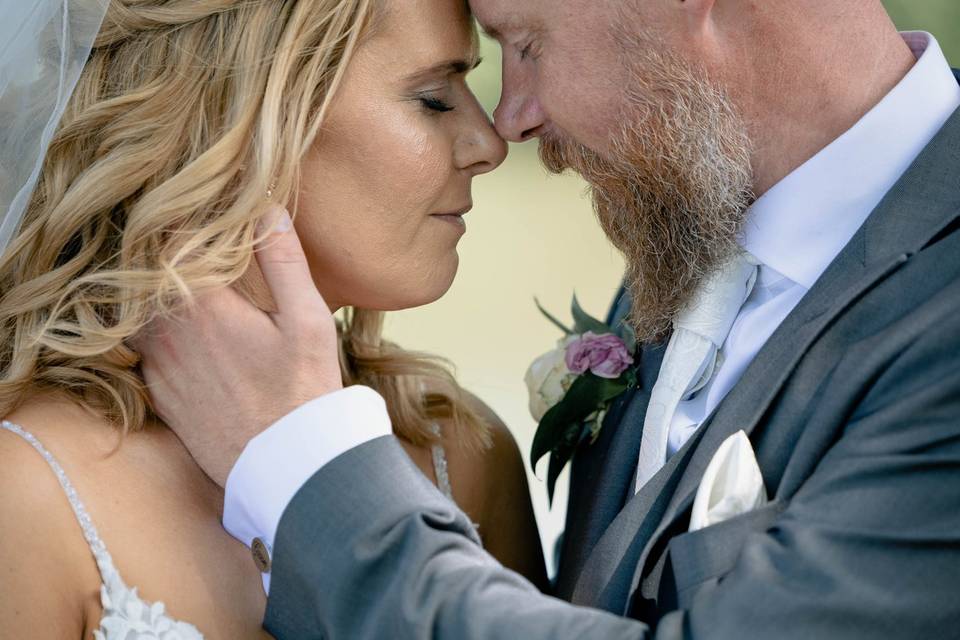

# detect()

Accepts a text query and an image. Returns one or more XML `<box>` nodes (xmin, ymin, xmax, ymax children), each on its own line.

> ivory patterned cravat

<box><xmin>634</xmin><ymin>251</ymin><xmax>760</xmax><ymax>493</ymax></box>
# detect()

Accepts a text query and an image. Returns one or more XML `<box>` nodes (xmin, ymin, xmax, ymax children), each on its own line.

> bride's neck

<box><xmin>6</xmin><ymin>388</ymin><xmax>226</xmax><ymax>505</ymax></box>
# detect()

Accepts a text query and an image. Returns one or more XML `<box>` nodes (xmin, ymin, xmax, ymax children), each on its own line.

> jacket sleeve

<box><xmin>264</xmin><ymin>434</ymin><xmax>649</xmax><ymax>639</ymax></box>
<box><xmin>265</xmin><ymin>321</ymin><xmax>960</xmax><ymax>640</ymax></box>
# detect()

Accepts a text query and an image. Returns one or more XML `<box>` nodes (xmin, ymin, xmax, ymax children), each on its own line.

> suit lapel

<box><xmin>627</xmin><ymin>104</ymin><xmax>960</xmax><ymax>605</ymax></box>
<box><xmin>572</xmin><ymin>242</ymin><xmax>907</xmax><ymax>614</ymax></box>
<box><xmin>627</xmin><ymin>246</ymin><xmax>906</xmax><ymax>603</ymax></box>
<box><xmin>554</xmin><ymin>338</ymin><xmax>665</xmax><ymax>598</ymax></box>
<box><xmin>553</xmin><ymin>285</ymin><xmax>637</xmax><ymax>598</ymax></box>
<box><xmin>570</xmin><ymin>415</ymin><xmax>705</xmax><ymax>612</ymax></box>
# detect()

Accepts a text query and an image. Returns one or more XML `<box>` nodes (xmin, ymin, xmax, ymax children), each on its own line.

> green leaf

<box><xmin>535</xmin><ymin>297</ymin><xmax>574</xmax><ymax>335</ymax></box>
<box><xmin>571</xmin><ymin>293</ymin><xmax>610</xmax><ymax>335</ymax></box>
<box><xmin>530</xmin><ymin>373</ymin><xmax>630</xmax><ymax>472</ymax></box>
<box><xmin>617</xmin><ymin>321</ymin><xmax>638</xmax><ymax>354</ymax></box>
<box><xmin>545</xmin><ymin>420</ymin><xmax>604</xmax><ymax>504</ymax></box>
<box><xmin>545</xmin><ymin>423</ymin><xmax>585</xmax><ymax>505</ymax></box>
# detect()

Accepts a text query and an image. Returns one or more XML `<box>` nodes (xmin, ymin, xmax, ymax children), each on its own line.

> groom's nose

<box><xmin>494</xmin><ymin>81</ymin><xmax>547</xmax><ymax>143</ymax></box>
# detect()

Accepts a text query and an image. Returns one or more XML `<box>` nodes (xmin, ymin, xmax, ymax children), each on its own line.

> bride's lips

<box><xmin>431</xmin><ymin>205</ymin><xmax>472</xmax><ymax>232</ymax></box>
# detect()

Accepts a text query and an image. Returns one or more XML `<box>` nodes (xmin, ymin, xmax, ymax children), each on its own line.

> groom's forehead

<box><xmin>470</xmin><ymin>0</ymin><xmax>613</xmax><ymax>39</ymax></box>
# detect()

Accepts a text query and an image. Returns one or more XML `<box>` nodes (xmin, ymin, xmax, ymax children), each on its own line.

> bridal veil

<box><xmin>0</xmin><ymin>0</ymin><xmax>108</xmax><ymax>255</ymax></box>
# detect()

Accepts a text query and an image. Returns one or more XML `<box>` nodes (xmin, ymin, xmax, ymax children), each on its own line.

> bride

<box><xmin>0</xmin><ymin>0</ymin><xmax>547</xmax><ymax>637</ymax></box>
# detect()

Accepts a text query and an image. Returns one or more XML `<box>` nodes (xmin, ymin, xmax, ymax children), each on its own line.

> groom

<box><xmin>139</xmin><ymin>0</ymin><xmax>960</xmax><ymax>637</ymax></box>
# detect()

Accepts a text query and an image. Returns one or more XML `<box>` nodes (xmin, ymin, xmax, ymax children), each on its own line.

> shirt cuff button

<box><xmin>252</xmin><ymin>537</ymin><xmax>272</xmax><ymax>573</ymax></box>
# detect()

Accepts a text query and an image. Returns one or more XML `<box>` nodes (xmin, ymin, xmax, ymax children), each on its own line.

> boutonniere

<box><xmin>525</xmin><ymin>296</ymin><xmax>638</xmax><ymax>504</ymax></box>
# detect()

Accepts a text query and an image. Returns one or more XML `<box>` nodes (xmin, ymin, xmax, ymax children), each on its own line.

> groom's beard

<box><xmin>540</xmin><ymin>36</ymin><xmax>754</xmax><ymax>343</ymax></box>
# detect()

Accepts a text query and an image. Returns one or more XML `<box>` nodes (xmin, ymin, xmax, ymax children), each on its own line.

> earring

<box><xmin>266</xmin><ymin>182</ymin><xmax>277</xmax><ymax>200</ymax></box>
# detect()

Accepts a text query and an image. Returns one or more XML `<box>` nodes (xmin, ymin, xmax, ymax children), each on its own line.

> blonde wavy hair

<box><xmin>0</xmin><ymin>0</ymin><xmax>489</xmax><ymax>449</ymax></box>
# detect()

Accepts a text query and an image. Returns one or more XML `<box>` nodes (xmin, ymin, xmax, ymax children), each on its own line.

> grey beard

<box><xmin>539</xmin><ymin>37</ymin><xmax>754</xmax><ymax>343</ymax></box>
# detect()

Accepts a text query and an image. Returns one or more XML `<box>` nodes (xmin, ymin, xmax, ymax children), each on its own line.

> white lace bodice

<box><xmin>0</xmin><ymin>420</ymin><xmax>204</xmax><ymax>640</ymax></box>
<box><xmin>429</xmin><ymin>423</ymin><xmax>454</xmax><ymax>500</ymax></box>
<box><xmin>2</xmin><ymin>418</ymin><xmax>467</xmax><ymax>639</ymax></box>
<box><xmin>429</xmin><ymin>423</ymin><xmax>480</xmax><ymax>533</ymax></box>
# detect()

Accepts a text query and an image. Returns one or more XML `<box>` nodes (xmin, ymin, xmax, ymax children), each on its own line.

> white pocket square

<box><xmin>689</xmin><ymin>430</ymin><xmax>767</xmax><ymax>532</ymax></box>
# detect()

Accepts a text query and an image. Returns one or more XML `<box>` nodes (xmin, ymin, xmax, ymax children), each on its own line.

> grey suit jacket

<box><xmin>264</xmin><ymin>91</ymin><xmax>960</xmax><ymax>639</ymax></box>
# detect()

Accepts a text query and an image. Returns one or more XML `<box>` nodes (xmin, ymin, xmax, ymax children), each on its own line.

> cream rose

<box><xmin>524</xmin><ymin>336</ymin><xmax>578</xmax><ymax>422</ymax></box>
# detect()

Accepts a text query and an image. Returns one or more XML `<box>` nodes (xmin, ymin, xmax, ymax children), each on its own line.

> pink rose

<box><xmin>564</xmin><ymin>332</ymin><xmax>634</xmax><ymax>379</ymax></box>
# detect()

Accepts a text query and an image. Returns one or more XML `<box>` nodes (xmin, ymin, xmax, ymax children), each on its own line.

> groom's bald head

<box><xmin>472</xmin><ymin>0</ymin><xmax>913</xmax><ymax>340</ymax></box>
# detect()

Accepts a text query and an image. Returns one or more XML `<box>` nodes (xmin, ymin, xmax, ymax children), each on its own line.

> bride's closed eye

<box><xmin>418</xmin><ymin>94</ymin><xmax>456</xmax><ymax>113</ymax></box>
<box><xmin>404</xmin><ymin>56</ymin><xmax>483</xmax><ymax>116</ymax></box>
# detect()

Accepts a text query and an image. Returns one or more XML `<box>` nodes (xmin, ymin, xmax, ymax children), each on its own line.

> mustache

<box><xmin>534</xmin><ymin>84</ymin><xmax>754</xmax><ymax>343</ymax></box>
<box><xmin>538</xmin><ymin>131</ymin><xmax>597</xmax><ymax>176</ymax></box>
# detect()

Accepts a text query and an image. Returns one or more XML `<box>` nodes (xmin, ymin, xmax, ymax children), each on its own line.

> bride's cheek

<box><xmin>293</xmin><ymin>108</ymin><xmax>456</xmax><ymax>310</ymax></box>
<box><xmin>383</xmin><ymin>127</ymin><xmax>450</xmax><ymax>227</ymax></box>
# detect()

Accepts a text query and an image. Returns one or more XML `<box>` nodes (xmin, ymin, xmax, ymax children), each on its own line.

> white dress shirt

<box><xmin>224</xmin><ymin>386</ymin><xmax>392</xmax><ymax>592</ymax></box>
<box><xmin>665</xmin><ymin>31</ymin><xmax>960</xmax><ymax>461</ymax></box>
<box><xmin>223</xmin><ymin>32</ymin><xmax>960</xmax><ymax>591</ymax></box>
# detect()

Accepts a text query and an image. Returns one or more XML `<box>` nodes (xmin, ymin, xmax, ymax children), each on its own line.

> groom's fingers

<box><xmin>140</xmin><ymin>351</ymin><xmax>175</xmax><ymax>423</ymax></box>
<box><xmin>255</xmin><ymin>206</ymin><xmax>330</xmax><ymax>328</ymax></box>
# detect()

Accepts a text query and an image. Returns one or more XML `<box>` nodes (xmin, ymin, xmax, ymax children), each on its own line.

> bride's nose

<box><xmin>455</xmin><ymin>103</ymin><xmax>508</xmax><ymax>177</ymax></box>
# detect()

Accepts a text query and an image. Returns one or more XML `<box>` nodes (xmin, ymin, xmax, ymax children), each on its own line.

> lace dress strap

<box><xmin>429</xmin><ymin>423</ymin><xmax>455</xmax><ymax>500</ymax></box>
<box><xmin>0</xmin><ymin>419</ymin><xmax>205</xmax><ymax>639</ymax></box>
<box><xmin>0</xmin><ymin>420</ymin><xmax>115</xmax><ymax>576</ymax></box>
<box><xmin>429</xmin><ymin>423</ymin><xmax>481</xmax><ymax>534</ymax></box>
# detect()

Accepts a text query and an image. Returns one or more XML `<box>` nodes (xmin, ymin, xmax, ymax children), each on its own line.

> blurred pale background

<box><xmin>383</xmin><ymin>3</ymin><xmax>960</xmax><ymax>573</ymax></box>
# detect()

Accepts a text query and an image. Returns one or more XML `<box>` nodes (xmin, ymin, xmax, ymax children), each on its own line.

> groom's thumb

<box><xmin>255</xmin><ymin>206</ymin><xmax>330</xmax><ymax>326</ymax></box>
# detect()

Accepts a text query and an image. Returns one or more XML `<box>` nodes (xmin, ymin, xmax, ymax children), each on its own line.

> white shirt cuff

<box><xmin>222</xmin><ymin>385</ymin><xmax>392</xmax><ymax>593</ymax></box>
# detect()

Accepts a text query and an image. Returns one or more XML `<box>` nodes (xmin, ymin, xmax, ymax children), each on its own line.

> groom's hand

<box><xmin>136</xmin><ymin>206</ymin><xmax>342</xmax><ymax>487</ymax></box>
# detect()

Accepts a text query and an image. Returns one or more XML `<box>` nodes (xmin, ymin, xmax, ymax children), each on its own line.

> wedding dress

<box><xmin>1</xmin><ymin>419</ymin><xmax>461</xmax><ymax>638</ymax></box>
<box><xmin>1</xmin><ymin>420</ymin><xmax>204</xmax><ymax>639</ymax></box>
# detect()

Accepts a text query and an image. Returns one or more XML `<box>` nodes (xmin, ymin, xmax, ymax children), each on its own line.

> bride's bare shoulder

<box><xmin>438</xmin><ymin>392</ymin><xmax>530</xmax><ymax>523</ymax></box>
<box><xmin>0</xmin><ymin>395</ymin><xmax>105</xmax><ymax>638</ymax></box>
<box><xmin>0</xmin><ymin>393</ymin><xmax>136</xmax><ymax>494</ymax></box>
<box><xmin>0</xmin><ymin>392</ymin><xmax>120</xmax><ymax>510</ymax></box>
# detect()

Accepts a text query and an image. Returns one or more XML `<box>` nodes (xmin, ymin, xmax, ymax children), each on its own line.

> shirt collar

<box><xmin>741</xmin><ymin>32</ymin><xmax>960</xmax><ymax>290</ymax></box>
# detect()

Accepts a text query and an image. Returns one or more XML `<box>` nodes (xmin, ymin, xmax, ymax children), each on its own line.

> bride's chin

<box><xmin>366</xmin><ymin>253</ymin><xmax>461</xmax><ymax>312</ymax></box>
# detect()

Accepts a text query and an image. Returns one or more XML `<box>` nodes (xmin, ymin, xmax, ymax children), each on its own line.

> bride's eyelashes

<box><xmin>416</xmin><ymin>93</ymin><xmax>456</xmax><ymax>113</ymax></box>
<box><xmin>406</xmin><ymin>61</ymin><xmax>480</xmax><ymax>116</ymax></box>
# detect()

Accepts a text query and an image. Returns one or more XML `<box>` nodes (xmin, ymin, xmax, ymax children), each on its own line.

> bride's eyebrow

<box><xmin>402</xmin><ymin>57</ymin><xmax>483</xmax><ymax>83</ymax></box>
